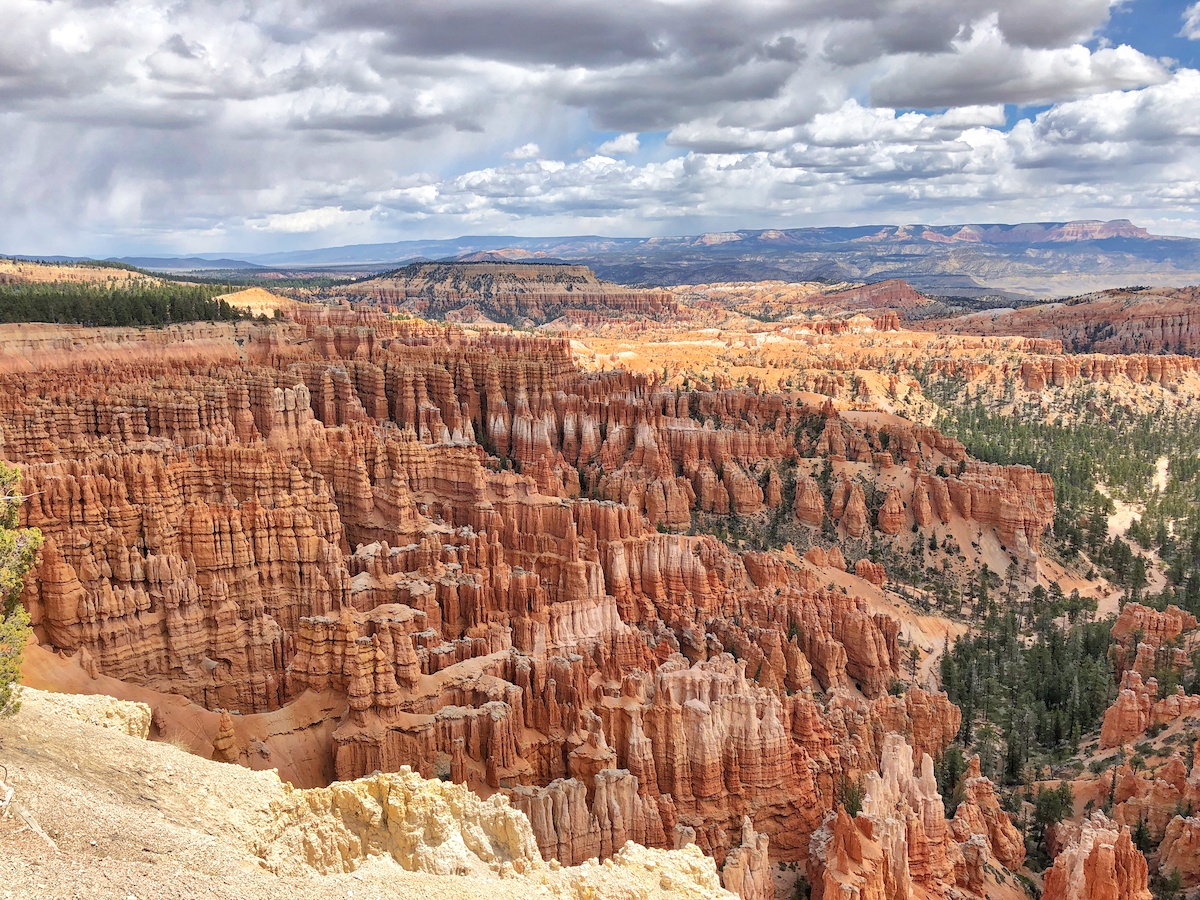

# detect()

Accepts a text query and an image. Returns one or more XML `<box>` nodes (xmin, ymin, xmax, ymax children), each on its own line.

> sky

<box><xmin>3</xmin><ymin>0</ymin><xmax>1200</xmax><ymax>256</ymax></box>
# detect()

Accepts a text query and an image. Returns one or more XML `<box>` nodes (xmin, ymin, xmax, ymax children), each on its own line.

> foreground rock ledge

<box><xmin>0</xmin><ymin>686</ymin><xmax>734</xmax><ymax>900</ymax></box>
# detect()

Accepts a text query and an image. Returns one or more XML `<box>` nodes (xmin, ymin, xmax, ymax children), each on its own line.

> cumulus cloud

<box><xmin>505</xmin><ymin>143</ymin><xmax>542</xmax><ymax>160</ymax></box>
<box><xmin>870</xmin><ymin>18</ymin><xmax>1170</xmax><ymax>108</ymax></box>
<box><xmin>248</xmin><ymin>207</ymin><xmax>376</xmax><ymax>233</ymax></box>
<box><xmin>0</xmin><ymin>0</ymin><xmax>1196</xmax><ymax>253</ymax></box>
<box><xmin>596</xmin><ymin>133</ymin><xmax>640</xmax><ymax>156</ymax></box>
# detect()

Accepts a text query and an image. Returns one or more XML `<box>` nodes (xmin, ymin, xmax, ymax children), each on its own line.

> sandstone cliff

<box><xmin>932</xmin><ymin>286</ymin><xmax>1200</xmax><ymax>355</ymax></box>
<box><xmin>336</xmin><ymin>262</ymin><xmax>677</xmax><ymax>326</ymax></box>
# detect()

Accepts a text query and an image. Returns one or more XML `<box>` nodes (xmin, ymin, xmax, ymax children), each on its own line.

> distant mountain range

<box><xmin>38</xmin><ymin>219</ymin><xmax>1200</xmax><ymax>298</ymax></box>
<box><xmin>114</xmin><ymin>256</ymin><xmax>265</xmax><ymax>270</ymax></box>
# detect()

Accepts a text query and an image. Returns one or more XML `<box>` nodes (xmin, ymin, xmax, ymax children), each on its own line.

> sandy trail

<box><xmin>1092</xmin><ymin>457</ymin><xmax>1170</xmax><ymax>615</ymax></box>
<box><xmin>1153</xmin><ymin>456</ymin><xmax>1169</xmax><ymax>493</ymax></box>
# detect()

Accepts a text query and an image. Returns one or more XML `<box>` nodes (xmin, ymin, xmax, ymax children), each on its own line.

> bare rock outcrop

<box><xmin>1159</xmin><ymin>815</ymin><xmax>1200</xmax><ymax>888</ymax></box>
<box><xmin>254</xmin><ymin>765</ymin><xmax>543</xmax><ymax>876</ymax></box>
<box><xmin>1099</xmin><ymin>671</ymin><xmax>1200</xmax><ymax>749</ymax></box>
<box><xmin>807</xmin><ymin>734</ymin><xmax>1023</xmax><ymax>899</ymax></box>
<box><xmin>1</xmin><ymin>316</ymin><xmax>1021</xmax><ymax>891</ymax></box>
<box><xmin>1041</xmin><ymin>812</ymin><xmax>1152</xmax><ymax>900</ymax></box>
<box><xmin>15</xmin><ymin>686</ymin><xmax>151</xmax><ymax>739</ymax></box>
<box><xmin>720</xmin><ymin>817</ymin><xmax>775</xmax><ymax>900</ymax></box>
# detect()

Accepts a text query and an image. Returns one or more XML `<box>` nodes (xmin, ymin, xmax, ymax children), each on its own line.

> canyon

<box><xmin>12</xmin><ymin>262</ymin><xmax>1200</xmax><ymax>899</ymax></box>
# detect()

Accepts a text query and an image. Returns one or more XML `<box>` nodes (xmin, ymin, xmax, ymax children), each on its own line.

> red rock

<box><xmin>721</xmin><ymin>817</ymin><xmax>775</xmax><ymax>900</ymax></box>
<box><xmin>338</xmin><ymin>262</ymin><xmax>679</xmax><ymax>326</ymax></box>
<box><xmin>1100</xmin><ymin>671</ymin><xmax>1200</xmax><ymax>749</ymax></box>
<box><xmin>793</xmin><ymin>474</ymin><xmax>826</xmax><ymax>527</ymax></box>
<box><xmin>0</xmin><ymin>316</ymin><xmax>1000</xmax><ymax>890</ymax></box>
<box><xmin>212</xmin><ymin>711</ymin><xmax>238</xmax><ymax>762</ymax></box>
<box><xmin>833</xmin><ymin>478</ymin><xmax>869</xmax><ymax>538</ymax></box>
<box><xmin>876</xmin><ymin>488</ymin><xmax>904</xmax><ymax>535</ymax></box>
<box><xmin>933</xmin><ymin>285</ymin><xmax>1200</xmax><ymax>356</ymax></box>
<box><xmin>854</xmin><ymin>559</ymin><xmax>886</xmax><ymax>586</ymax></box>
<box><xmin>911</xmin><ymin>479</ymin><xmax>933</xmax><ymax>528</ymax></box>
<box><xmin>808</xmin><ymin>733</ymin><xmax>1022</xmax><ymax>900</ymax></box>
<box><xmin>950</xmin><ymin>755</ymin><xmax>1026</xmax><ymax>870</ymax></box>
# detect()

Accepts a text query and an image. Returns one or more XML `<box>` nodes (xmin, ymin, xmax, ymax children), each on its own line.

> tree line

<box><xmin>0</xmin><ymin>281</ymin><xmax>247</xmax><ymax>327</ymax></box>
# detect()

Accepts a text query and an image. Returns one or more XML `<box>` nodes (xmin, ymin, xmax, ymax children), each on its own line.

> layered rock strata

<box><xmin>2</xmin><ymin>316</ymin><xmax>1044</xmax><ymax>894</ymax></box>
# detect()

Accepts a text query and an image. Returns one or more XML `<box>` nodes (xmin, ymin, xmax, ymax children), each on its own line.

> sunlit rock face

<box><xmin>4</xmin><ymin>312</ymin><xmax>1053</xmax><ymax>897</ymax></box>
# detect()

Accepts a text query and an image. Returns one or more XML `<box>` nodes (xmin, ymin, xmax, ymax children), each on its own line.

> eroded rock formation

<box><xmin>2</xmin><ymin>314</ymin><xmax>1049</xmax><ymax>895</ymax></box>
<box><xmin>1099</xmin><ymin>671</ymin><xmax>1200</xmax><ymax>749</ymax></box>
<box><xmin>933</xmin><ymin>286</ymin><xmax>1200</xmax><ymax>356</ymax></box>
<box><xmin>1041</xmin><ymin>812</ymin><xmax>1152</xmax><ymax>900</ymax></box>
<box><xmin>336</xmin><ymin>262</ymin><xmax>678</xmax><ymax>326</ymax></box>
<box><xmin>806</xmin><ymin>733</ymin><xmax>1024</xmax><ymax>899</ymax></box>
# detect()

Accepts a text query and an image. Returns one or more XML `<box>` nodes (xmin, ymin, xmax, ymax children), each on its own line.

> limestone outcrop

<box><xmin>2</xmin><ymin>688</ymin><xmax>738</xmax><ymax>900</ymax></box>
<box><xmin>1099</xmin><ymin>671</ymin><xmax>1200</xmax><ymax>749</ymax></box>
<box><xmin>934</xmin><ymin>285</ymin><xmax>1200</xmax><ymax>356</ymax></box>
<box><xmin>255</xmin><ymin>765</ymin><xmax>543</xmax><ymax>876</ymax></box>
<box><xmin>1159</xmin><ymin>815</ymin><xmax>1200</xmax><ymax>888</ymax></box>
<box><xmin>336</xmin><ymin>262</ymin><xmax>678</xmax><ymax>326</ymax></box>
<box><xmin>15</xmin><ymin>685</ymin><xmax>151</xmax><ymax>739</ymax></box>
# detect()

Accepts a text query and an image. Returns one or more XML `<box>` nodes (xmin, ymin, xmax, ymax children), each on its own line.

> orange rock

<box><xmin>793</xmin><ymin>474</ymin><xmax>826</xmax><ymax>527</ymax></box>
<box><xmin>722</xmin><ymin>817</ymin><xmax>775</xmax><ymax>900</ymax></box>
<box><xmin>950</xmin><ymin>755</ymin><xmax>1026</xmax><ymax>870</ymax></box>
<box><xmin>854</xmin><ymin>559</ymin><xmax>886</xmax><ymax>586</ymax></box>
<box><xmin>911</xmin><ymin>479</ymin><xmax>933</xmax><ymax>528</ymax></box>
<box><xmin>1</xmin><ymin>317</ymin><xmax>991</xmax><ymax>889</ymax></box>
<box><xmin>1159</xmin><ymin>815</ymin><xmax>1200</xmax><ymax>888</ymax></box>
<box><xmin>1041</xmin><ymin>813</ymin><xmax>1152</xmax><ymax>900</ymax></box>
<box><xmin>212</xmin><ymin>711</ymin><xmax>238</xmax><ymax>763</ymax></box>
<box><xmin>876</xmin><ymin>488</ymin><xmax>905</xmax><ymax>535</ymax></box>
<box><xmin>834</xmin><ymin>478</ymin><xmax>869</xmax><ymax>538</ymax></box>
<box><xmin>809</xmin><ymin>734</ymin><xmax>1022</xmax><ymax>900</ymax></box>
<box><xmin>1100</xmin><ymin>671</ymin><xmax>1200</xmax><ymax>749</ymax></box>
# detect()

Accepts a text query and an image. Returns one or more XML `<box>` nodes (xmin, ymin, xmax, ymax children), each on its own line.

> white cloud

<box><xmin>505</xmin><ymin>143</ymin><xmax>542</xmax><ymax>160</ymax></box>
<box><xmin>1182</xmin><ymin>3</ymin><xmax>1200</xmax><ymax>40</ymax></box>
<box><xmin>0</xmin><ymin>0</ymin><xmax>1193</xmax><ymax>253</ymax></box>
<box><xmin>871</xmin><ymin>18</ymin><xmax>1170</xmax><ymax>108</ymax></box>
<box><xmin>595</xmin><ymin>133</ymin><xmax>640</xmax><ymax>156</ymax></box>
<box><xmin>249</xmin><ymin>206</ymin><xmax>376</xmax><ymax>233</ymax></box>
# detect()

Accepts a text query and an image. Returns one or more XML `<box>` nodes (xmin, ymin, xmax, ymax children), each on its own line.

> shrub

<box><xmin>0</xmin><ymin>462</ymin><xmax>43</xmax><ymax>716</ymax></box>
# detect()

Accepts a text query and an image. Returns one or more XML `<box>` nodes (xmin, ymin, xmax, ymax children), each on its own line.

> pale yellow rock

<box><xmin>18</xmin><ymin>686</ymin><xmax>152</xmax><ymax>739</ymax></box>
<box><xmin>2</xmin><ymin>685</ymin><xmax>735</xmax><ymax>900</ymax></box>
<box><xmin>255</xmin><ymin>766</ymin><xmax>544</xmax><ymax>877</ymax></box>
<box><xmin>547</xmin><ymin>841</ymin><xmax>729</xmax><ymax>900</ymax></box>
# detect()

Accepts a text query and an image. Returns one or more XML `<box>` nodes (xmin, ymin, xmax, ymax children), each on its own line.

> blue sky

<box><xmin>1109</xmin><ymin>1</ymin><xmax>1198</xmax><ymax>67</ymax></box>
<box><xmin>3</xmin><ymin>0</ymin><xmax>1200</xmax><ymax>255</ymax></box>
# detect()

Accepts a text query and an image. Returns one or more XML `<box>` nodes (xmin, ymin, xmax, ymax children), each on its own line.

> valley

<box><xmin>2</xmin><ymin>258</ymin><xmax>1199</xmax><ymax>900</ymax></box>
